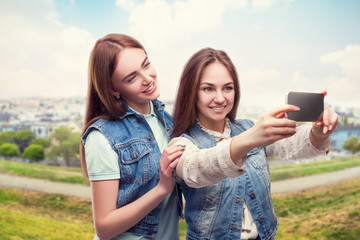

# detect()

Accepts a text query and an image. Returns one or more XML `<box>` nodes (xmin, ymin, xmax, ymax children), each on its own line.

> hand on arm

<box><xmin>230</xmin><ymin>105</ymin><xmax>299</xmax><ymax>162</ymax></box>
<box><xmin>91</xmin><ymin>145</ymin><xmax>184</xmax><ymax>240</ymax></box>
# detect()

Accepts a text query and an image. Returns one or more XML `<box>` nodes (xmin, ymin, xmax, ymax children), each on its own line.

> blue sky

<box><xmin>0</xmin><ymin>0</ymin><xmax>359</xmax><ymax>110</ymax></box>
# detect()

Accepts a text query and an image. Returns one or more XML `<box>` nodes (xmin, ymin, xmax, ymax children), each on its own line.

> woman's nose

<box><xmin>214</xmin><ymin>90</ymin><xmax>225</xmax><ymax>103</ymax></box>
<box><xmin>139</xmin><ymin>70</ymin><xmax>153</xmax><ymax>84</ymax></box>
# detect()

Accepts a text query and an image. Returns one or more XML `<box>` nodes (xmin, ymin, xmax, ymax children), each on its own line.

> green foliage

<box><xmin>0</xmin><ymin>130</ymin><xmax>16</xmax><ymax>146</ymax></box>
<box><xmin>49</xmin><ymin>127</ymin><xmax>81</xmax><ymax>166</ymax></box>
<box><xmin>31</xmin><ymin>138</ymin><xmax>51</xmax><ymax>148</ymax></box>
<box><xmin>0</xmin><ymin>143</ymin><xmax>20</xmax><ymax>157</ymax></box>
<box><xmin>22</xmin><ymin>144</ymin><xmax>45</xmax><ymax>162</ymax></box>
<box><xmin>14</xmin><ymin>129</ymin><xmax>36</xmax><ymax>153</ymax></box>
<box><xmin>343</xmin><ymin>137</ymin><xmax>360</xmax><ymax>155</ymax></box>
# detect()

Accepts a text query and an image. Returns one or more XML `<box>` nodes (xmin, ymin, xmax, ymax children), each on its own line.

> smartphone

<box><xmin>285</xmin><ymin>91</ymin><xmax>324</xmax><ymax>122</ymax></box>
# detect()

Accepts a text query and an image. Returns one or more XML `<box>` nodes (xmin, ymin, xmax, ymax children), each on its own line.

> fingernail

<box><xmin>180</xmin><ymin>149</ymin><xmax>185</xmax><ymax>152</ymax></box>
<box><xmin>177</xmin><ymin>145</ymin><xmax>186</xmax><ymax>148</ymax></box>
<box><xmin>323</xmin><ymin>127</ymin><xmax>328</xmax><ymax>134</ymax></box>
<box><xmin>329</xmin><ymin>125</ymin><xmax>333</xmax><ymax>131</ymax></box>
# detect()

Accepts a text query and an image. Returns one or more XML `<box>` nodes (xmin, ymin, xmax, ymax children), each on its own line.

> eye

<box><xmin>126</xmin><ymin>75</ymin><xmax>136</xmax><ymax>83</ymax></box>
<box><xmin>224</xmin><ymin>86</ymin><xmax>233</xmax><ymax>91</ymax></box>
<box><xmin>203</xmin><ymin>87</ymin><xmax>212</xmax><ymax>92</ymax></box>
<box><xmin>144</xmin><ymin>61</ymin><xmax>151</xmax><ymax>69</ymax></box>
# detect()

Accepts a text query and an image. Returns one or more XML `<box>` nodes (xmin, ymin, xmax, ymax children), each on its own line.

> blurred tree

<box><xmin>49</xmin><ymin>127</ymin><xmax>80</xmax><ymax>166</ymax></box>
<box><xmin>32</xmin><ymin>138</ymin><xmax>51</xmax><ymax>148</ymax></box>
<box><xmin>0</xmin><ymin>130</ymin><xmax>16</xmax><ymax>146</ymax></box>
<box><xmin>343</xmin><ymin>137</ymin><xmax>360</xmax><ymax>155</ymax></box>
<box><xmin>14</xmin><ymin>130</ymin><xmax>35</xmax><ymax>153</ymax></box>
<box><xmin>0</xmin><ymin>143</ymin><xmax>20</xmax><ymax>158</ymax></box>
<box><xmin>22</xmin><ymin>144</ymin><xmax>45</xmax><ymax>162</ymax></box>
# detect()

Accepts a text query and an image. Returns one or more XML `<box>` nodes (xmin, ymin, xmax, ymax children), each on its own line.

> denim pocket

<box><xmin>117</xmin><ymin>139</ymin><xmax>152</xmax><ymax>184</ymax></box>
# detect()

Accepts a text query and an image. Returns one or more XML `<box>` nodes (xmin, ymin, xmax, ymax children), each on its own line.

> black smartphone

<box><xmin>285</xmin><ymin>91</ymin><xmax>324</xmax><ymax>122</ymax></box>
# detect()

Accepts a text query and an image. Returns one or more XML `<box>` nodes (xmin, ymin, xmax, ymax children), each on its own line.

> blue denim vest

<box><xmin>179</xmin><ymin>119</ymin><xmax>278</xmax><ymax>240</ymax></box>
<box><xmin>82</xmin><ymin>100</ymin><xmax>181</xmax><ymax>238</ymax></box>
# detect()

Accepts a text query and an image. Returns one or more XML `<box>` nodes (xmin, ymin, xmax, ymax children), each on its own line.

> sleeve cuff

<box><xmin>216</xmin><ymin>139</ymin><xmax>246</xmax><ymax>178</ymax></box>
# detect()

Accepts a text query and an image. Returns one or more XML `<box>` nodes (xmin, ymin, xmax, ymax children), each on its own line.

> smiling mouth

<box><xmin>210</xmin><ymin>106</ymin><xmax>226</xmax><ymax>111</ymax></box>
<box><xmin>143</xmin><ymin>82</ymin><xmax>156</xmax><ymax>94</ymax></box>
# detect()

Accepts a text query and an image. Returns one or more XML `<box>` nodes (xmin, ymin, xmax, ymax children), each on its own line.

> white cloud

<box><xmin>117</xmin><ymin>0</ymin><xmax>248</xmax><ymax>50</ymax></box>
<box><xmin>0</xmin><ymin>0</ymin><xmax>95</xmax><ymax>99</ymax></box>
<box><xmin>252</xmin><ymin>0</ymin><xmax>294</xmax><ymax>10</ymax></box>
<box><xmin>116</xmin><ymin>0</ymin><xmax>136</xmax><ymax>11</ymax></box>
<box><xmin>320</xmin><ymin>45</ymin><xmax>360</xmax><ymax>107</ymax></box>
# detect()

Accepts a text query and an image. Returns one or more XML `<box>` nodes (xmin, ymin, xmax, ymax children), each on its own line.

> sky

<box><xmin>0</xmin><ymin>0</ymin><xmax>359</xmax><ymax>111</ymax></box>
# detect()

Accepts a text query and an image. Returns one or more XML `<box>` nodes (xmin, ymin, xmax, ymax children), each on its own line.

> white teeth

<box><xmin>212</xmin><ymin>106</ymin><xmax>225</xmax><ymax>110</ymax></box>
<box><xmin>145</xmin><ymin>83</ymin><xmax>154</xmax><ymax>92</ymax></box>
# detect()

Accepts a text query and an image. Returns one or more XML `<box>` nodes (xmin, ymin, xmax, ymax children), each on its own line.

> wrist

<box><xmin>309</xmin><ymin>128</ymin><xmax>328</xmax><ymax>148</ymax></box>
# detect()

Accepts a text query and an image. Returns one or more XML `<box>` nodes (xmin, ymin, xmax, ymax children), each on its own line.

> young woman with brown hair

<box><xmin>169</xmin><ymin>48</ymin><xmax>338</xmax><ymax>240</ymax></box>
<box><xmin>80</xmin><ymin>34</ymin><xmax>184</xmax><ymax>240</ymax></box>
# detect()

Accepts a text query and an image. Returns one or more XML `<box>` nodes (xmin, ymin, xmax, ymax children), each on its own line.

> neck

<box><xmin>128</xmin><ymin>102</ymin><xmax>151</xmax><ymax>115</ymax></box>
<box><xmin>197</xmin><ymin>117</ymin><xmax>226</xmax><ymax>133</ymax></box>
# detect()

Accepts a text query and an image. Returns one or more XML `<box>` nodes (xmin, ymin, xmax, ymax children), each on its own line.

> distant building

<box><xmin>330</xmin><ymin>125</ymin><xmax>360</xmax><ymax>152</ymax></box>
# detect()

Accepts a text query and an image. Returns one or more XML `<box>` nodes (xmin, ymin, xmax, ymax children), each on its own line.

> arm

<box><xmin>229</xmin><ymin>105</ymin><xmax>300</xmax><ymax>161</ymax></box>
<box><xmin>172</xmin><ymin>105</ymin><xmax>299</xmax><ymax>188</ymax></box>
<box><xmin>266</xmin><ymin>105</ymin><xmax>338</xmax><ymax>159</ymax></box>
<box><xmin>87</xmin><ymin>141</ymin><xmax>183</xmax><ymax>240</ymax></box>
<box><xmin>169</xmin><ymin>137</ymin><xmax>245</xmax><ymax>188</ymax></box>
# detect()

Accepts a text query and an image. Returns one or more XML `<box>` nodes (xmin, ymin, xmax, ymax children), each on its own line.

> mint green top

<box><xmin>85</xmin><ymin>102</ymin><xmax>179</xmax><ymax>240</ymax></box>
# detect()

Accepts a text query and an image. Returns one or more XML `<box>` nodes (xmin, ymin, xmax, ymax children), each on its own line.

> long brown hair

<box><xmin>171</xmin><ymin>48</ymin><xmax>240</xmax><ymax>138</ymax></box>
<box><xmin>80</xmin><ymin>34</ymin><xmax>146</xmax><ymax>180</ymax></box>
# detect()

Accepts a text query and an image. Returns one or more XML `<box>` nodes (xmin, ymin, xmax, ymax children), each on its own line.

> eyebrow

<box><xmin>199</xmin><ymin>81</ymin><xmax>234</xmax><ymax>86</ymax></box>
<box><xmin>121</xmin><ymin>56</ymin><xmax>149</xmax><ymax>82</ymax></box>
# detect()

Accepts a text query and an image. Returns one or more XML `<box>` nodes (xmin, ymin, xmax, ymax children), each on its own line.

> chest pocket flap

<box><xmin>119</xmin><ymin>140</ymin><xmax>150</xmax><ymax>164</ymax></box>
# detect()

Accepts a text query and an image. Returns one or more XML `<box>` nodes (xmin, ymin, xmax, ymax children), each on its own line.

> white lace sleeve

<box><xmin>266</xmin><ymin>125</ymin><xmax>330</xmax><ymax>160</ymax></box>
<box><xmin>168</xmin><ymin>137</ymin><xmax>245</xmax><ymax>188</ymax></box>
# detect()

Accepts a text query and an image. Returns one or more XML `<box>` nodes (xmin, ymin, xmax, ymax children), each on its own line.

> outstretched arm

<box><xmin>230</xmin><ymin>105</ymin><xmax>299</xmax><ymax>162</ymax></box>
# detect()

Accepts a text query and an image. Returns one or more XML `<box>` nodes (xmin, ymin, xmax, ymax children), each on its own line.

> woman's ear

<box><xmin>108</xmin><ymin>86</ymin><xmax>120</xmax><ymax>99</ymax></box>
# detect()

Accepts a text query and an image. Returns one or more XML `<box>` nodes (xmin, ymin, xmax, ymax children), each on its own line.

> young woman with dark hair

<box><xmin>169</xmin><ymin>47</ymin><xmax>338</xmax><ymax>240</ymax></box>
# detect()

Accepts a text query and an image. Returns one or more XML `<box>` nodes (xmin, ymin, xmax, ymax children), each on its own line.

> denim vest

<box><xmin>179</xmin><ymin>119</ymin><xmax>278</xmax><ymax>240</ymax></box>
<box><xmin>82</xmin><ymin>100</ymin><xmax>181</xmax><ymax>238</ymax></box>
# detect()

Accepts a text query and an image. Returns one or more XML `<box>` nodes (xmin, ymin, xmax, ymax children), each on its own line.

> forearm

<box><xmin>266</xmin><ymin>125</ymin><xmax>329</xmax><ymax>160</ymax></box>
<box><xmin>91</xmin><ymin>181</ymin><xmax>168</xmax><ymax>240</ymax></box>
<box><xmin>169</xmin><ymin>137</ymin><xmax>245</xmax><ymax>188</ymax></box>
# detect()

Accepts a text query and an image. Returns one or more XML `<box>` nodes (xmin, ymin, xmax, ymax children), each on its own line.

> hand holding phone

<box><xmin>285</xmin><ymin>91</ymin><xmax>324</xmax><ymax>122</ymax></box>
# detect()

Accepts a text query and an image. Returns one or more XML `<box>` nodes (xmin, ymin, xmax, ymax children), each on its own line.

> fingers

<box><xmin>315</xmin><ymin>105</ymin><xmax>338</xmax><ymax>134</ymax></box>
<box><xmin>267</xmin><ymin>104</ymin><xmax>300</xmax><ymax>118</ymax></box>
<box><xmin>160</xmin><ymin>145</ymin><xmax>184</xmax><ymax>177</ymax></box>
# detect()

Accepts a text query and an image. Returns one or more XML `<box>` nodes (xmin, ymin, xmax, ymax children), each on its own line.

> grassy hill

<box><xmin>0</xmin><ymin>177</ymin><xmax>359</xmax><ymax>239</ymax></box>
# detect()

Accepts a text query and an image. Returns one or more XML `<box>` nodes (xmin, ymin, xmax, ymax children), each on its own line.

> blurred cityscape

<box><xmin>0</xmin><ymin>97</ymin><xmax>359</xmax><ymax>155</ymax></box>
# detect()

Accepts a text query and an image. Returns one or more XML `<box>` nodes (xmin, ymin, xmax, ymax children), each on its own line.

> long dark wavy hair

<box><xmin>171</xmin><ymin>48</ymin><xmax>240</xmax><ymax>138</ymax></box>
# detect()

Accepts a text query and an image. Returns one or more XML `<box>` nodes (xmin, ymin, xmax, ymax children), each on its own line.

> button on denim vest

<box><xmin>82</xmin><ymin>100</ymin><xmax>181</xmax><ymax>238</ymax></box>
<box><xmin>179</xmin><ymin>119</ymin><xmax>278</xmax><ymax>240</ymax></box>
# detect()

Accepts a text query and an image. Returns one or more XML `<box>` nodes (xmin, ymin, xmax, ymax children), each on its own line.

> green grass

<box><xmin>273</xmin><ymin>177</ymin><xmax>360</xmax><ymax>240</ymax></box>
<box><xmin>0</xmin><ymin>186</ymin><xmax>94</xmax><ymax>240</ymax></box>
<box><xmin>270</xmin><ymin>157</ymin><xmax>360</xmax><ymax>181</ymax></box>
<box><xmin>1</xmin><ymin>157</ymin><xmax>359</xmax><ymax>185</ymax></box>
<box><xmin>0</xmin><ymin>159</ymin><xmax>89</xmax><ymax>185</ymax></box>
<box><xmin>1</xmin><ymin>178</ymin><xmax>359</xmax><ymax>240</ymax></box>
<box><xmin>0</xmin><ymin>157</ymin><xmax>359</xmax><ymax>186</ymax></box>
